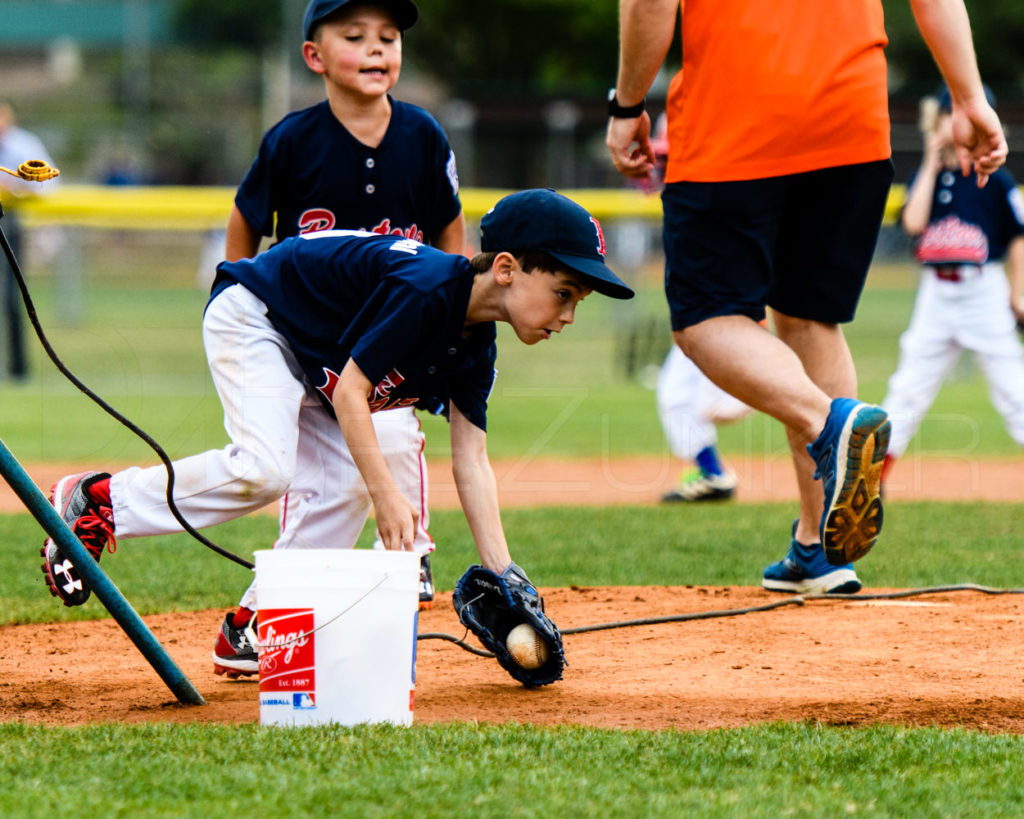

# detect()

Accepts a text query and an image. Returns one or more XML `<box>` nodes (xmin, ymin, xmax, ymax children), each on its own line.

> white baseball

<box><xmin>506</xmin><ymin>623</ymin><xmax>549</xmax><ymax>670</ymax></box>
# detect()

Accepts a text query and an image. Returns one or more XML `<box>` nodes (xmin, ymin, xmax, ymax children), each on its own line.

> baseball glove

<box><xmin>453</xmin><ymin>563</ymin><xmax>566</xmax><ymax>687</ymax></box>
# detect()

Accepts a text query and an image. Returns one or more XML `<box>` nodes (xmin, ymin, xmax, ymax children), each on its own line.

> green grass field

<box><xmin>1</xmin><ymin>721</ymin><xmax>1021</xmax><ymax>818</ymax></box>
<box><xmin>2</xmin><ymin>260</ymin><xmax>1019</xmax><ymax>463</ymax></box>
<box><xmin>2</xmin><ymin>500</ymin><xmax>1024</xmax><ymax>816</ymax></box>
<box><xmin>1</xmin><ymin>251</ymin><xmax>1023</xmax><ymax>816</ymax></box>
<box><xmin>3</xmin><ymin>501</ymin><xmax>1023</xmax><ymax>625</ymax></box>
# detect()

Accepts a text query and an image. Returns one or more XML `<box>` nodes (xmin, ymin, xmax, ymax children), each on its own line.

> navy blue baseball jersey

<box><xmin>913</xmin><ymin>167</ymin><xmax>1024</xmax><ymax>265</ymax></box>
<box><xmin>212</xmin><ymin>231</ymin><xmax>496</xmax><ymax>430</ymax></box>
<box><xmin>234</xmin><ymin>98</ymin><xmax>461</xmax><ymax>245</ymax></box>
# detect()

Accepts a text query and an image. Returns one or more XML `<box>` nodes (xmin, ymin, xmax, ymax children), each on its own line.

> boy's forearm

<box><xmin>334</xmin><ymin>393</ymin><xmax>395</xmax><ymax>497</ymax></box>
<box><xmin>452</xmin><ymin>457</ymin><xmax>511</xmax><ymax>573</ymax></box>
<box><xmin>901</xmin><ymin>167</ymin><xmax>938</xmax><ymax>235</ymax></box>
<box><xmin>332</xmin><ymin>368</ymin><xmax>397</xmax><ymax>500</ymax></box>
<box><xmin>450</xmin><ymin>407</ymin><xmax>511</xmax><ymax>573</ymax></box>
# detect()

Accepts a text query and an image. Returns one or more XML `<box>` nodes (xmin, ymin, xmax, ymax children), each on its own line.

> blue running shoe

<box><xmin>808</xmin><ymin>398</ymin><xmax>891</xmax><ymax>566</ymax></box>
<box><xmin>762</xmin><ymin>522</ymin><xmax>861</xmax><ymax>594</ymax></box>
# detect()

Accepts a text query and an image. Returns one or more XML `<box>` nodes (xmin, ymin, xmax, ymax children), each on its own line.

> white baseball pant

<box><xmin>656</xmin><ymin>344</ymin><xmax>751</xmax><ymax>460</ymax></box>
<box><xmin>109</xmin><ymin>284</ymin><xmax>433</xmax><ymax>610</ymax></box>
<box><xmin>882</xmin><ymin>263</ymin><xmax>1024</xmax><ymax>457</ymax></box>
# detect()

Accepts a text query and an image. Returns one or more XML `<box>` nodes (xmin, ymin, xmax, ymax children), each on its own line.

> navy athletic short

<box><xmin>662</xmin><ymin>158</ymin><xmax>894</xmax><ymax>330</ymax></box>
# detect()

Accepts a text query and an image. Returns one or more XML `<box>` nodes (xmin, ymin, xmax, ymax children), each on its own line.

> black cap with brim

<box><xmin>303</xmin><ymin>0</ymin><xmax>419</xmax><ymax>40</ymax></box>
<box><xmin>479</xmin><ymin>189</ymin><xmax>634</xmax><ymax>300</ymax></box>
<box><xmin>547</xmin><ymin>252</ymin><xmax>635</xmax><ymax>300</ymax></box>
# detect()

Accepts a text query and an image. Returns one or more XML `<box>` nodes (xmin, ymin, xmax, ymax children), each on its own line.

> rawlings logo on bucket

<box><xmin>258</xmin><ymin>608</ymin><xmax>316</xmax><ymax>697</ymax></box>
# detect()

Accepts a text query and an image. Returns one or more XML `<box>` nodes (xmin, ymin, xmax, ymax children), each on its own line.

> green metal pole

<box><xmin>0</xmin><ymin>440</ymin><xmax>205</xmax><ymax>705</ymax></box>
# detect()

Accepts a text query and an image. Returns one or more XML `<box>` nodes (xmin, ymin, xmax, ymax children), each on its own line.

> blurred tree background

<box><xmin>883</xmin><ymin>0</ymin><xmax>1024</xmax><ymax>96</ymax></box>
<box><xmin>0</xmin><ymin>0</ymin><xmax>1021</xmax><ymax>187</ymax></box>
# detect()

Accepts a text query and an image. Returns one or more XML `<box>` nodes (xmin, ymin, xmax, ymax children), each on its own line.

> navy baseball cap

<box><xmin>936</xmin><ymin>83</ymin><xmax>996</xmax><ymax>113</ymax></box>
<box><xmin>480</xmin><ymin>189</ymin><xmax>634</xmax><ymax>300</ymax></box>
<box><xmin>303</xmin><ymin>0</ymin><xmax>418</xmax><ymax>40</ymax></box>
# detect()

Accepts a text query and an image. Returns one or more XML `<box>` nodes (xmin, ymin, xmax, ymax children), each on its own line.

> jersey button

<box><xmin>365</xmin><ymin>183</ymin><xmax>376</xmax><ymax>194</ymax></box>
<box><xmin>447</xmin><ymin>347</ymin><xmax>457</xmax><ymax>355</ymax></box>
<box><xmin>365</xmin><ymin>157</ymin><xmax>375</xmax><ymax>168</ymax></box>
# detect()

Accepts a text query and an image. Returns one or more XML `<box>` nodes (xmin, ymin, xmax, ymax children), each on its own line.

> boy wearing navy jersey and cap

<box><xmin>227</xmin><ymin>0</ymin><xmax>458</xmax><ymax>258</ymax></box>
<box><xmin>881</xmin><ymin>86</ymin><xmax>1024</xmax><ymax>484</ymax></box>
<box><xmin>225</xmin><ymin>0</ymin><xmax>463</xmax><ymax>631</ymax></box>
<box><xmin>40</xmin><ymin>190</ymin><xmax>634</xmax><ymax>677</ymax></box>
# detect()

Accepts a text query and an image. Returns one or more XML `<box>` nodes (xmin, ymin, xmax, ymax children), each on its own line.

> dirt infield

<box><xmin>3</xmin><ymin>587</ymin><xmax>1023</xmax><ymax>732</ymax></box>
<box><xmin>2</xmin><ymin>455</ymin><xmax>1021</xmax><ymax>731</ymax></box>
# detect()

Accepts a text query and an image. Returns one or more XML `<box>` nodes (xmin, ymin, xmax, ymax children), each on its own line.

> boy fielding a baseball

<box><xmin>40</xmin><ymin>189</ymin><xmax>634</xmax><ymax>682</ymax></box>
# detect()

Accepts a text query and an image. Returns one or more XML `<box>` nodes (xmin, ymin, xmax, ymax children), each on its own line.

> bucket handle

<box><xmin>253</xmin><ymin>572</ymin><xmax>391</xmax><ymax>650</ymax></box>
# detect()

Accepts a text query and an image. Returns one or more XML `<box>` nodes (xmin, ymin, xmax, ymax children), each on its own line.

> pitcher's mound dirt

<box><xmin>3</xmin><ymin>586</ymin><xmax>1022</xmax><ymax>732</ymax></box>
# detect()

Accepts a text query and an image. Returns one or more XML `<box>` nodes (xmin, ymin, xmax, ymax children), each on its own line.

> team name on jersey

<box><xmin>297</xmin><ymin>209</ymin><xmax>423</xmax><ymax>243</ymax></box>
<box><xmin>317</xmin><ymin>365</ymin><xmax>419</xmax><ymax>413</ymax></box>
<box><xmin>298</xmin><ymin>209</ymin><xmax>335</xmax><ymax>233</ymax></box>
<box><xmin>916</xmin><ymin>214</ymin><xmax>989</xmax><ymax>265</ymax></box>
<box><xmin>368</xmin><ymin>218</ymin><xmax>424</xmax><ymax>243</ymax></box>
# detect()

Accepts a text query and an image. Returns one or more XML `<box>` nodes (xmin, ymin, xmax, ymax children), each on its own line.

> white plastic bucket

<box><xmin>254</xmin><ymin>549</ymin><xmax>421</xmax><ymax>727</ymax></box>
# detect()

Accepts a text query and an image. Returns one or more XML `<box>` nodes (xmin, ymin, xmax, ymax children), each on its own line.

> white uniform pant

<box><xmin>109</xmin><ymin>284</ymin><xmax>433</xmax><ymax>610</ymax></box>
<box><xmin>882</xmin><ymin>263</ymin><xmax>1024</xmax><ymax>457</ymax></box>
<box><xmin>656</xmin><ymin>345</ymin><xmax>751</xmax><ymax>460</ymax></box>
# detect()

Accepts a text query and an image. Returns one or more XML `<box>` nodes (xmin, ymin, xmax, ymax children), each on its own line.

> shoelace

<box><xmin>71</xmin><ymin>507</ymin><xmax>117</xmax><ymax>558</ymax></box>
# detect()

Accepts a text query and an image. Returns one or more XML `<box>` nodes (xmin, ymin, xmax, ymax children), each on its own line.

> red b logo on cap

<box><xmin>590</xmin><ymin>217</ymin><xmax>606</xmax><ymax>258</ymax></box>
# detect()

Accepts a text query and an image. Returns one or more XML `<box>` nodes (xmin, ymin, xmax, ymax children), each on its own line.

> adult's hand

<box><xmin>951</xmin><ymin>98</ymin><xmax>1007</xmax><ymax>187</ymax></box>
<box><xmin>606</xmin><ymin>111</ymin><xmax>656</xmax><ymax>179</ymax></box>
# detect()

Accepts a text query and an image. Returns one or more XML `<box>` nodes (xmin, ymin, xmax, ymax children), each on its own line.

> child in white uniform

<box><xmin>881</xmin><ymin>87</ymin><xmax>1024</xmax><ymax>482</ymax></box>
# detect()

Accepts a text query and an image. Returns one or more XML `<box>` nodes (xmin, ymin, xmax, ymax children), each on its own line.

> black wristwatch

<box><xmin>607</xmin><ymin>88</ymin><xmax>646</xmax><ymax>118</ymax></box>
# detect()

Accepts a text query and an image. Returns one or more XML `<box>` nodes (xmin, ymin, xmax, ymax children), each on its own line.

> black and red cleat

<box><xmin>212</xmin><ymin>612</ymin><xmax>259</xmax><ymax>678</ymax></box>
<box><xmin>418</xmin><ymin>553</ymin><xmax>434</xmax><ymax>611</ymax></box>
<box><xmin>40</xmin><ymin>472</ymin><xmax>115</xmax><ymax>607</ymax></box>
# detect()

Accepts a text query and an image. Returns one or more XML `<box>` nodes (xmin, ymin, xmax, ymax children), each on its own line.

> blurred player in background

<box><xmin>881</xmin><ymin>86</ymin><xmax>1024</xmax><ymax>485</ymax></box>
<box><xmin>656</xmin><ymin>344</ymin><xmax>749</xmax><ymax>502</ymax></box>
<box><xmin>0</xmin><ymin>100</ymin><xmax>58</xmax><ymax>380</ymax></box>
<box><xmin>607</xmin><ymin>0</ymin><xmax>1007</xmax><ymax>594</ymax></box>
<box><xmin>642</xmin><ymin>108</ymin><xmax>751</xmax><ymax>503</ymax></box>
<box><xmin>221</xmin><ymin>0</ymin><xmax>464</xmax><ymax>659</ymax></box>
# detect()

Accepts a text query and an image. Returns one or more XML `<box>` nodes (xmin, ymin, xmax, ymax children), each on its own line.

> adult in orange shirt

<box><xmin>607</xmin><ymin>0</ymin><xmax>1006</xmax><ymax>593</ymax></box>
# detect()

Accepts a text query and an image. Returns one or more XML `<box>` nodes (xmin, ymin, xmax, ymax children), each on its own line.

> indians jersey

<box><xmin>913</xmin><ymin>167</ymin><xmax>1024</xmax><ymax>265</ymax></box>
<box><xmin>212</xmin><ymin>231</ymin><xmax>496</xmax><ymax>430</ymax></box>
<box><xmin>234</xmin><ymin>98</ymin><xmax>461</xmax><ymax>245</ymax></box>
